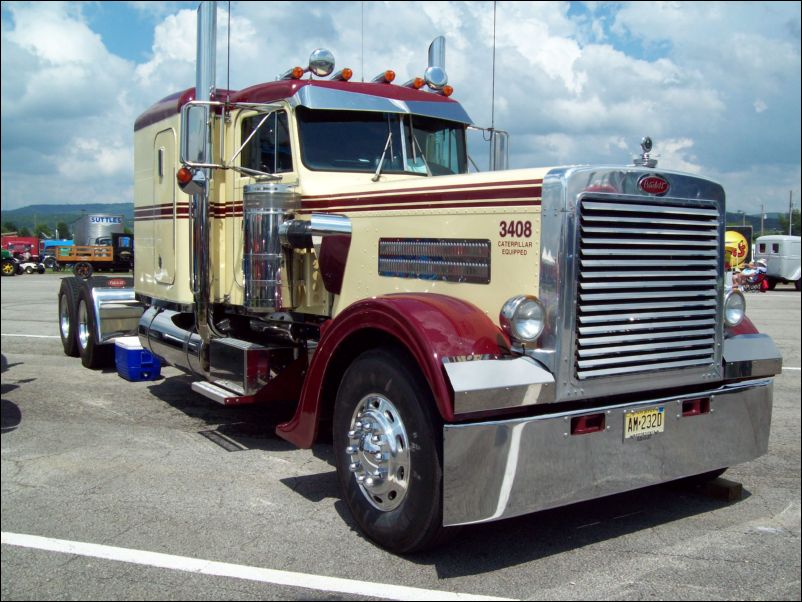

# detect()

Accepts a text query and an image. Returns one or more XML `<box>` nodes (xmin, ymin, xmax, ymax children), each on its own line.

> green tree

<box><xmin>18</xmin><ymin>226</ymin><xmax>32</xmax><ymax>237</ymax></box>
<box><xmin>34</xmin><ymin>224</ymin><xmax>53</xmax><ymax>238</ymax></box>
<box><xmin>56</xmin><ymin>222</ymin><xmax>71</xmax><ymax>239</ymax></box>
<box><xmin>778</xmin><ymin>209</ymin><xmax>801</xmax><ymax>236</ymax></box>
<box><xmin>2</xmin><ymin>221</ymin><xmax>18</xmax><ymax>233</ymax></box>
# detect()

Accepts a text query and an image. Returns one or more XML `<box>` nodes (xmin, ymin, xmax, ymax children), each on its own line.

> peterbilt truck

<box><xmin>56</xmin><ymin>3</ymin><xmax>782</xmax><ymax>553</ymax></box>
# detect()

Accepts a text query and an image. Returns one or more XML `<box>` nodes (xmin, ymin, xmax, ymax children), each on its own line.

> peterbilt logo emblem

<box><xmin>638</xmin><ymin>175</ymin><xmax>670</xmax><ymax>196</ymax></box>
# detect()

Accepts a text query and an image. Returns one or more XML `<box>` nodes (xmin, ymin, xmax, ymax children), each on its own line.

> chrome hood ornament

<box><xmin>633</xmin><ymin>136</ymin><xmax>658</xmax><ymax>168</ymax></box>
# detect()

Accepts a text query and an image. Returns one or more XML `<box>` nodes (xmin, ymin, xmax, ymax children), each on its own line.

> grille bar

<box><xmin>578</xmin><ymin>328</ymin><xmax>716</xmax><ymax>347</ymax></box>
<box><xmin>575</xmin><ymin>197</ymin><xmax>720</xmax><ymax>381</ymax></box>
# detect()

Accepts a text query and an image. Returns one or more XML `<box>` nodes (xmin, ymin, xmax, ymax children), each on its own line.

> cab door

<box><xmin>153</xmin><ymin>129</ymin><xmax>177</xmax><ymax>284</ymax></box>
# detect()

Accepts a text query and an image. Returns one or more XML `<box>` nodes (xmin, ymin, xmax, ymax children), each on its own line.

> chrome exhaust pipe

<box><xmin>139</xmin><ymin>307</ymin><xmax>203</xmax><ymax>376</ymax></box>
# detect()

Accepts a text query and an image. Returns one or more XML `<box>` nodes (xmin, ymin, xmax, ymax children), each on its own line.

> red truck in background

<box><xmin>1</xmin><ymin>235</ymin><xmax>42</xmax><ymax>260</ymax></box>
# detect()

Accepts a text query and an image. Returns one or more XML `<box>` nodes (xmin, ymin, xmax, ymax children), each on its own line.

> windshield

<box><xmin>296</xmin><ymin>107</ymin><xmax>467</xmax><ymax>176</ymax></box>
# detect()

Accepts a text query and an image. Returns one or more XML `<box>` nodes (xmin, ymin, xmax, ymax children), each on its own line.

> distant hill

<box><xmin>725</xmin><ymin>212</ymin><xmax>789</xmax><ymax>236</ymax></box>
<box><xmin>1</xmin><ymin>203</ymin><xmax>134</xmax><ymax>234</ymax></box>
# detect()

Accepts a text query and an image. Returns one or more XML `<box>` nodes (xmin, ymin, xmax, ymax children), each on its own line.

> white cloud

<box><xmin>1</xmin><ymin>1</ymin><xmax>800</xmax><ymax>214</ymax></box>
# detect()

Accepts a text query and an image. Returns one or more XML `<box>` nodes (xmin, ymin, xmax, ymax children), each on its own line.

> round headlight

<box><xmin>500</xmin><ymin>295</ymin><xmax>546</xmax><ymax>344</ymax></box>
<box><xmin>724</xmin><ymin>289</ymin><xmax>746</xmax><ymax>327</ymax></box>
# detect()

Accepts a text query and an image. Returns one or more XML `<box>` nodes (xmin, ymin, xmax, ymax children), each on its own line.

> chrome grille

<box><xmin>575</xmin><ymin>198</ymin><xmax>720</xmax><ymax>380</ymax></box>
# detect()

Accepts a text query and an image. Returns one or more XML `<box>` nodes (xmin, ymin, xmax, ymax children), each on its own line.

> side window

<box><xmin>757</xmin><ymin>243</ymin><xmax>766</xmax><ymax>253</ymax></box>
<box><xmin>240</xmin><ymin>111</ymin><xmax>293</xmax><ymax>173</ymax></box>
<box><xmin>771</xmin><ymin>243</ymin><xmax>780</xmax><ymax>254</ymax></box>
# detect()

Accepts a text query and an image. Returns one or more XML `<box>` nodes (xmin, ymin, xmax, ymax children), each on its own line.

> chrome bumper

<box><xmin>442</xmin><ymin>379</ymin><xmax>773</xmax><ymax>526</ymax></box>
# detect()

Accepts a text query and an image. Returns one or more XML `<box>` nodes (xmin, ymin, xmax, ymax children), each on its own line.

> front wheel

<box><xmin>333</xmin><ymin>348</ymin><xmax>449</xmax><ymax>554</ymax></box>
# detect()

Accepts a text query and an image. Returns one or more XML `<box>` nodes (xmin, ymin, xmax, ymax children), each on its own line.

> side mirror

<box><xmin>180</xmin><ymin>102</ymin><xmax>209</xmax><ymax>166</ymax></box>
<box><xmin>490</xmin><ymin>130</ymin><xmax>509</xmax><ymax>171</ymax></box>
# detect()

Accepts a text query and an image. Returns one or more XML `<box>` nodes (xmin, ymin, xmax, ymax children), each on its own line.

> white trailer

<box><xmin>754</xmin><ymin>235</ymin><xmax>801</xmax><ymax>290</ymax></box>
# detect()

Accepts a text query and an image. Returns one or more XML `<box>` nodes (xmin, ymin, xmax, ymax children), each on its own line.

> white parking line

<box><xmin>1</xmin><ymin>532</ymin><xmax>514</xmax><ymax>601</ymax></box>
<box><xmin>1</xmin><ymin>333</ymin><xmax>60</xmax><ymax>338</ymax></box>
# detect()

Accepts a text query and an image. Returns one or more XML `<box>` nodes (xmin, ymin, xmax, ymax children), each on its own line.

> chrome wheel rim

<box><xmin>77</xmin><ymin>300</ymin><xmax>89</xmax><ymax>351</ymax></box>
<box><xmin>346</xmin><ymin>394</ymin><xmax>410</xmax><ymax>511</ymax></box>
<box><xmin>59</xmin><ymin>295</ymin><xmax>71</xmax><ymax>340</ymax></box>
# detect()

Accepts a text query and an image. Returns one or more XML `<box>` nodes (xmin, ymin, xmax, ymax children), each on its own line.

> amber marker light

<box><xmin>176</xmin><ymin>167</ymin><xmax>193</xmax><ymax>185</ymax></box>
<box><xmin>341</xmin><ymin>68</ymin><xmax>353</xmax><ymax>81</ymax></box>
<box><xmin>404</xmin><ymin>77</ymin><xmax>425</xmax><ymax>89</ymax></box>
<box><xmin>384</xmin><ymin>70</ymin><xmax>396</xmax><ymax>83</ymax></box>
<box><xmin>442</xmin><ymin>85</ymin><xmax>454</xmax><ymax>97</ymax></box>
<box><xmin>290</xmin><ymin>66</ymin><xmax>305</xmax><ymax>79</ymax></box>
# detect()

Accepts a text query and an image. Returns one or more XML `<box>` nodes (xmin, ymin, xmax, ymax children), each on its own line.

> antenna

<box><xmin>361</xmin><ymin>1</ymin><xmax>364</xmax><ymax>82</ymax></box>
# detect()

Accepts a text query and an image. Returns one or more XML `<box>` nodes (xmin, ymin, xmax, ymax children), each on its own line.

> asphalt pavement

<box><xmin>1</xmin><ymin>273</ymin><xmax>800</xmax><ymax>600</ymax></box>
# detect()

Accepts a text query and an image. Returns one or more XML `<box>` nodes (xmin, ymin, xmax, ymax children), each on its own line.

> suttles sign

<box><xmin>90</xmin><ymin>216</ymin><xmax>123</xmax><ymax>224</ymax></box>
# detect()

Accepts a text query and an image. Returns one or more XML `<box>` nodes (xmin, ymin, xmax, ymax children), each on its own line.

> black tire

<box><xmin>766</xmin><ymin>278</ymin><xmax>777</xmax><ymax>290</ymax></box>
<box><xmin>24</xmin><ymin>266</ymin><xmax>33</xmax><ymax>274</ymax></box>
<box><xmin>43</xmin><ymin>256</ymin><xmax>57</xmax><ymax>269</ymax></box>
<box><xmin>76</xmin><ymin>287</ymin><xmax>113</xmax><ymax>369</ymax></box>
<box><xmin>58</xmin><ymin>278</ymin><xmax>83</xmax><ymax>357</ymax></box>
<box><xmin>333</xmin><ymin>348</ymin><xmax>450</xmax><ymax>554</ymax></box>
<box><xmin>1</xmin><ymin>259</ymin><xmax>16</xmax><ymax>277</ymax></box>
<box><xmin>796</xmin><ymin>279</ymin><xmax>801</xmax><ymax>292</ymax></box>
<box><xmin>37</xmin><ymin>266</ymin><xmax>45</xmax><ymax>274</ymax></box>
<box><xmin>74</xmin><ymin>262</ymin><xmax>93</xmax><ymax>279</ymax></box>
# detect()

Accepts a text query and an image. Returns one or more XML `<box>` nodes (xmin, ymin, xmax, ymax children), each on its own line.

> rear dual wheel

<box><xmin>58</xmin><ymin>278</ymin><xmax>112</xmax><ymax>368</ymax></box>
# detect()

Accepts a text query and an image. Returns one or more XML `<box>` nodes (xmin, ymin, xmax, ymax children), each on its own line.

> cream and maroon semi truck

<box><xmin>57</xmin><ymin>2</ymin><xmax>782</xmax><ymax>553</ymax></box>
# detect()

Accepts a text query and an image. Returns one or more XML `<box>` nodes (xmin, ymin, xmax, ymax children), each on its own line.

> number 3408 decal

<box><xmin>499</xmin><ymin>220</ymin><xmax>532</xmax><ymax>238</ymax></box>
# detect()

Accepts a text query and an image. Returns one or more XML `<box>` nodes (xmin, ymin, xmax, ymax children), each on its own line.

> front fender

<box><xmin>276</xmin><ymin>293</ymin><xmax>511</xmax><ymax>448</ymax></box>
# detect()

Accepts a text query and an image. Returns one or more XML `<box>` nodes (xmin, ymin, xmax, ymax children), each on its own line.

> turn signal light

<box><xmin>290</xmin><ymin>66</ymin><xmax>304</xmax><ymax>79</ymax></box>
<box><xmin>441</xmin><ymin>85</ymin><xmax>454</xmax><ymax>97</ymax></box>
<box><xmin>176</xmin><ymin>167</ymin><xmax>193</xmax><ymax>185</ymax></box>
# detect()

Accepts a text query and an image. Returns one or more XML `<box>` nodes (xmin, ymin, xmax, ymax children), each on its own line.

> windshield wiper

<box><xmin>410</xmin><ymin>134</ymin><xmax>432</xmax><ymax>177</ymax></box>
<box><xmin>372</xmin><ymin>131</ymin><xmax>393</xmax><ymax>182</ymax></box>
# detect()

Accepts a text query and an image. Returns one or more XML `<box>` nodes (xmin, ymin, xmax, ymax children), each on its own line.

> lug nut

<box><xmin>346</xmin><ymin>445</ymin><xmax>359</xmax><ymax>455</ymax></box>
<box><xmin>364</xmin><ymin>477</ymin><xmax>375</xmax><ymax>488</ymax></box>
<box><xmin>347</xmin><ymin>430</ymin><xmax>357</xmax><ymax>439</ymax></box>
<box><xmin>349</xmin><ymin>462</ymin><xmax>361</xmax><ymax>472</ymax></box>
<box><xmin>374</xmin><ymin>452</ymin><xmax>384</xmax><ymax>462</ymax></box>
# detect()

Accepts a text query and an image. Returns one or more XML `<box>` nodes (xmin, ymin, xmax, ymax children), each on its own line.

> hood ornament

<box><xmin>633</xmin><ymin>136</ymin><xmax>658</xmax><ymax>168</ymax></box>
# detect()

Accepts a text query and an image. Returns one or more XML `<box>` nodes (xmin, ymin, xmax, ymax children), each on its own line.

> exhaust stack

<box><xmin>193</xmin><ymin>1</ymin><xmax>217</xmax><ymax>369</ymax></box>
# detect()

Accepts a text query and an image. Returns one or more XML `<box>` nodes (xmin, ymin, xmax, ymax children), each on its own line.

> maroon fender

<box><xmin>276</xmin><ymin>293</ymin><xmax>512</xmax><ymax>448</ymax></box>
<box><xmin>726</xmin><ymin>315</ymin><xmax>759</xmax><ymax>337</ymax></box>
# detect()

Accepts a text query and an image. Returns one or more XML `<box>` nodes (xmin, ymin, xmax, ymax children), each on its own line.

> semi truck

<box><xmin>56</xmin><ymin>2</ymin><xmax>782</xmax><ymax>553</ymax></box>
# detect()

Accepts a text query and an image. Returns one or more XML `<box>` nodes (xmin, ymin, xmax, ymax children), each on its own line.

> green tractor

<box><xmin>1</xmin><ymin>248</ymin><xmax>21</xmax><ymax>277</ymax></box>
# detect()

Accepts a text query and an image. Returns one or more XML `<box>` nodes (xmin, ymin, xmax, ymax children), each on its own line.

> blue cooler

<box><xmin>115</xmin><ymin>336</ymin><xmax>161</xmax><ymax>381</ymax></box>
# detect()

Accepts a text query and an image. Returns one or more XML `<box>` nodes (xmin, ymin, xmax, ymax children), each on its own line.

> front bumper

<box><xmin>442</xmin><ymin>378</ymin><xmax>773</xmax><ymax>526</ymax></box>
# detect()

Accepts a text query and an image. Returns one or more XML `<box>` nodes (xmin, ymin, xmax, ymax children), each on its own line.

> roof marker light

<box><xmin>403</xmin><ymin>77</ymin><xmax>426</xmax><ymax>89</ymax></box>
<box><xmin>279</xmin><ymin>66</ymin><xmax>306</xmax><ymax>80</ymax></box>
<box><xmin>331</xmin><ymin>68</ymin><xmax>353</xmax><ymax>81</ymax></box>
<box><xmin>371</xmin><ymin>70</ymin><xmax>395</xmax><ymax>84</ymax></box>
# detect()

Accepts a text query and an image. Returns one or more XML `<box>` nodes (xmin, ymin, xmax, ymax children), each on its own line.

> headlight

<box><xmin>500</xmin><ymin>295</ymin><xmax>545</xmax><ymax>344</ymax></box>
<box><xmin>724</xmin><ymin>289</ymin><xmax>746</xmax><ymax>327</ymax></box>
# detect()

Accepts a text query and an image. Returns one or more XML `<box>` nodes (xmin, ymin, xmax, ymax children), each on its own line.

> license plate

<box><xmin>624</xmin><ymin>406</ymin><xmax>665</xmax><ymax>439</ymax></box>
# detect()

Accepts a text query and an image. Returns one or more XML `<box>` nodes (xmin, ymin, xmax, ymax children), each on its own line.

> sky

<box><xmin>1</xmin><ymin>1</ymin><xmax>800</xmax><ymax>214</ymax></box>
